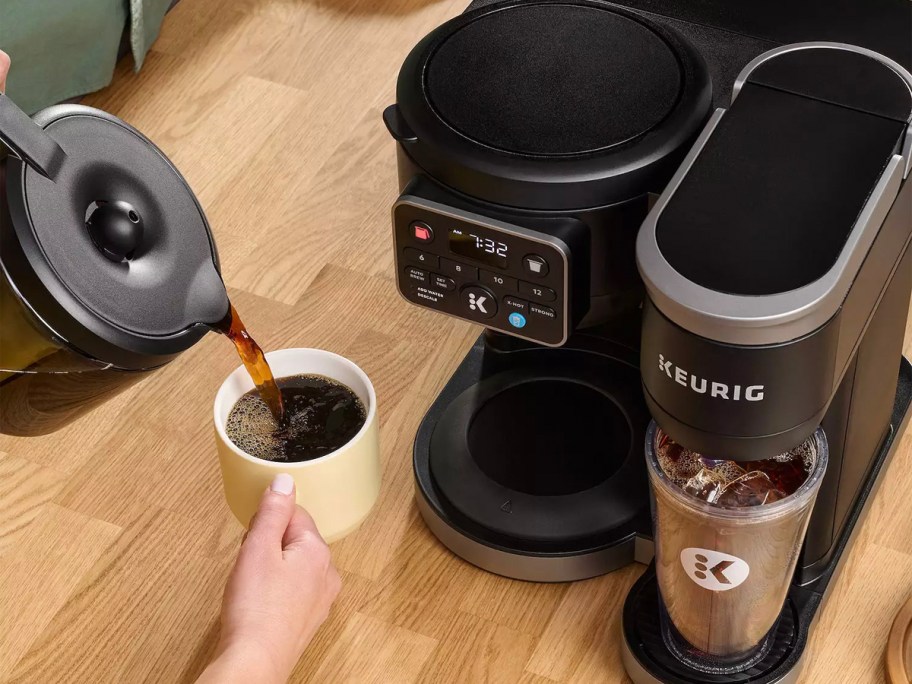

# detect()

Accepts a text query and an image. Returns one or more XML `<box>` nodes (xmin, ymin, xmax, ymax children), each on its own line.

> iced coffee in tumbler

<box><xmin>645</xmin><ymin>421</ymin><xmax>828</xmax><ymax>672</ymax></box>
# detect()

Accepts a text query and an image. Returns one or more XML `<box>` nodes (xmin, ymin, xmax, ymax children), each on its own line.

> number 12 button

<box><xmin>519</xmin><ymin>281</ymin><xmax>556</xmax><ymax>302</ymax></box>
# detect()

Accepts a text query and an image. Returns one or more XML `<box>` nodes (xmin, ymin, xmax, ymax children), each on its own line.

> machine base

<box><xmin>621</xmin><ymin>358</ymin><xmax>912</xmax><ymax>683</ymax></box>
<box><xmin>413</xmin><ymin>329</ymin><xmax>653</xmax><ymax>582</ymax></box>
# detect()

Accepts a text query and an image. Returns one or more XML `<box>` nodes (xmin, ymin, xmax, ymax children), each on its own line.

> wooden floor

<box><xmin>3</xmin><ymin>1</ymin><xmax>912</xmax><ymax>682</ymax></box>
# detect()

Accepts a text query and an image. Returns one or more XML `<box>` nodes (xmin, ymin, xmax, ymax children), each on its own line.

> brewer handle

<box><xmin>0</xmin><ymin>94</ymin><xmax>67</xmax><ymax>180</ymax></box>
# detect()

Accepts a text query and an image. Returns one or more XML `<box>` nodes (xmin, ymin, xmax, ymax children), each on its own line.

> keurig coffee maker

<box><xmin>386</xmin><ymin>1</ymin><xmax>912</xmax><ymax>682</ymax></box>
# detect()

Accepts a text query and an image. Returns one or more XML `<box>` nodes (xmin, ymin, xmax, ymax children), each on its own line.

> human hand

<box><xmin>197</xmin><ymin>474</ymin><xmax>342</xmax><ymax>684</ymax></box>
<box><xmin>0</xmin><ymin>49</ymin><xmax>10</xmax><ymax>92</ymax></box>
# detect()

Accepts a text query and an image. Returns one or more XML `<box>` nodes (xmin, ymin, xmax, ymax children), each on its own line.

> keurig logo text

<box><xmin>680</xmin><ymin>548</ymin><xmax>750</xmax><ymax>591</ymax></box>
<box><xmin>658</xmin><ymin>354</ymin><xmax>764</xmax><ymax>401</ymax></box>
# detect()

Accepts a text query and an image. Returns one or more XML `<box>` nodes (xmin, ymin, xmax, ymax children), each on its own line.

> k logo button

<box><xmin>680</xmin><ymin>548</ymin><xmax>750</xmax><ymax>591</ymax></box>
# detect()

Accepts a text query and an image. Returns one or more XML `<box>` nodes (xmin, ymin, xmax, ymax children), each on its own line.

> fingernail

<box><xmin>270</xmin><ymin>473</ymin><xmax>294</xmax><ymax>495</ymax></box>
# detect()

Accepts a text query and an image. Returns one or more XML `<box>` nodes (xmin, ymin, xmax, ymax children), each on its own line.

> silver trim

<box><xmin>621</xmin><ymin>632</ymin><xmax>801</xmax><ymax>684</ymax></box>
<box><xmin>634</xmin><ymin>535</ymin><xmax>654</xmax><ymax>565</ymax></box>
<box><xmin>637</xmin><ymin>100</ymin><xmax>906</xmax><ymax>345</ymax></box>
<box><xmin>392</xmin><ymin>196</ymin><xmax>572</xmax><ymax>347</ymax></box>
<box><xmin>414</xmin><ymin>481</ymin><xmax>635</xmax><ymax>583</ymax></box>
<box><xmin>733</xmin><ymin>42</ymin><xmax>912</xmax><ymax>179</ymax></box>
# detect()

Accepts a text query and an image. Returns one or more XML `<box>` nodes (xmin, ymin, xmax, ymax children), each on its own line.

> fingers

<box><xmin>283</xmin><ymin>505</ymin><xmax>323</xmax><ymax>550</ymax></box>
<box><xmin>245</xmin><ymin>474</ymin><xmax>297</xmax><ymax>555</ymax></box>
<box><xmin>0</xmin><ymin>50</ymin><xmax>10</xmax><ymax>93</ymax></box>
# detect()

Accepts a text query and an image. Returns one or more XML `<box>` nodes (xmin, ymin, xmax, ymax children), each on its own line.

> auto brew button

<box><xmin>405</xmin><ymin>266</ymin><xmax>428</xmax><ymax>285</ymax></box>
<box><xmin>529</xmin><ymin>303</ymin><xmax>556</xmax><ymax>320</ymax></box>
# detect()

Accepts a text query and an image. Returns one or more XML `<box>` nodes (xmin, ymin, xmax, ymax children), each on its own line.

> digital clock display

<box><xmin>448</xmin><ymin>228</ymin><xmax>508</xmax><ymax>269</ymax></box>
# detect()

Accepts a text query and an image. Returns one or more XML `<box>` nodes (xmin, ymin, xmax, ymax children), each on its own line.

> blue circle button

<box><xmin>508</xmin><ymin>312</ymin><xmax>527</xmax><ymax>329</ymax></box>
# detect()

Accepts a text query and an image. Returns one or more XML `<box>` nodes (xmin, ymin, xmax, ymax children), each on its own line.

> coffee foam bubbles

<box><xmin>226</xmin><ymin>392</ymin><xmax>286</xmax><ymax>461</ymax></box>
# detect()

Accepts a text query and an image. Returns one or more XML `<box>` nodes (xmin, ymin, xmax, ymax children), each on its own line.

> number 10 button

<box><xmin>519</xmin><ymin>281</ymin><xmax>556</xmax><ymax>302</ymax></box>
<box><xmin>480</xmin><ymin>270</ymin><xmax>517</xmax><ymax>291</ymax></box>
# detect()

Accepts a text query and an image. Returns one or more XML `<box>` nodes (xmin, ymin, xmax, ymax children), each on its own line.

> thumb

<box><xmin>245</xmin><ymin>473</ymin><xmax>296</xmax><ymax>553</ymax></box>
<box><xmin>0</xmin><ymin>50</ymin><xmax>10</xmax><ymax>93</ymax></box>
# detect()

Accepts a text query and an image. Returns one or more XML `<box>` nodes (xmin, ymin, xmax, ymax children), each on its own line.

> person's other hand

<box><xmin>0</xmin><ymin>49</ymin><xmax>11</xmax><ymax>92</ymax></box>
<box><xmin>197</xmin><ymin>474</ymin><xmax>342</xmax><ymax>684</ymax></box>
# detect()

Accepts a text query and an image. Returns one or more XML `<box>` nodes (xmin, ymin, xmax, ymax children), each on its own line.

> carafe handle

<box><xmin>0</xmin><ymin>94</ymin><xmax>67</xmax><ymax>180</ymax></box>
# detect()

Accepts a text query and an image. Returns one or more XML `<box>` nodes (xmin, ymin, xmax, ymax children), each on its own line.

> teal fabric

<box><xmin>0</xmin><ymin>0</ymin><xmax>169</xmax><ymax>114</ymax></box>
<box><xmin>130</xmin><ymin>0</ymin><xmax>172</xmax><ymax>70</ymax></box>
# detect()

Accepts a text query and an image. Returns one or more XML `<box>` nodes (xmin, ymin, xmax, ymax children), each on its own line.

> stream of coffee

<box><xmin>216</xmin><ymin>304</ymin><xmax>286</xmax><ymax>427</ymax></box>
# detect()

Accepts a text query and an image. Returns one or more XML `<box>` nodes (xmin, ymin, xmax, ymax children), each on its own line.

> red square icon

<box><xmin>413</xmin><ymin>223</ymin><xmax>433</xmax><ymax>242</ymax></box>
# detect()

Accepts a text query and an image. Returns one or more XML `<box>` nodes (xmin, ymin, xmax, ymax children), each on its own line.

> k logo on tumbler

<box><xmin>680</xmin><ymin>548</ymin><xmax>750</xmax><ymax>591</ymax></box>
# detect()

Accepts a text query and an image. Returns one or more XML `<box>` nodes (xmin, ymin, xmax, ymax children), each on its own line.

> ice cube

<box><xmin>682</xmin><ymin>467</ymin><xmax>729</xmax><ymax>504</ymax></box>
<box><xmin>716</xmin><ymin>471</ymin><xmax>787</xmax><ymax>507</ymax></box>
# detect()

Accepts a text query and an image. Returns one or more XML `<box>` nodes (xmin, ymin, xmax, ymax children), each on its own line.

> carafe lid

<box><xmin>1</xmin><ymin>102</ymin><xmax>229</xmax><ymax>369</ymax></box>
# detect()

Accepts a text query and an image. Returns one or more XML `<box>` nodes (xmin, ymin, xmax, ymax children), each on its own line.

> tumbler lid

<box><xmin>2</xmin><ymin>103</ymin><xmax>229</xmax><ymax>369</ymax></box>
<box><xmin>387</xmin><ymin>0</ymin><xmax>712</xmax><ymax>210</ymax></box>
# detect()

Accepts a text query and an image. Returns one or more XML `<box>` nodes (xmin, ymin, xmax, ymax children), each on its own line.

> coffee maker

<box><xmin>386</xmin><ymin>1</ymin><xmax>912</xmax><ymax>681</ymax></box>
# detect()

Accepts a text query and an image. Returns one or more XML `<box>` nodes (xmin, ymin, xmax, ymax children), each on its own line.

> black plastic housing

<box><xmin>638</xmin><ymin>46</ymin><xmax>912</xmax><ymax>460</ymax></box>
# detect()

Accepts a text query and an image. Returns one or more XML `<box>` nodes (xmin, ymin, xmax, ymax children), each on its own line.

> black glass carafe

<box><xmin>0</xmin><ymin>94</ymin><xmax>229</xmax><ymax>435</ymax></box>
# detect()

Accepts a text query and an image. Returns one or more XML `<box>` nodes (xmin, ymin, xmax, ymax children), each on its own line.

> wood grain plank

<box><xmin>0</xmin><ymin>504</ymin><xmax>121</xmax><ymax>675</ymax></box>
<box><xmin>416</xmin><ymin>611</ymin><xmax>537</xmax><ymax>683</ymax></box>
<box><xmin>526</xmin><ymin>567</ymin><xmax>643</xmax><ymax>683</ymax></box>
<box><xmin>8</xmin><ymin>509</ymin><xmax>231</xmax><ymax>683</ymax></box>
<box><xmin>459</xmin><ymin>572</ymin><xmax>568</xmax><ymax>638</ymax></box>
<box><xmin>0</xmin><ymin>453</ymin><xmax>68</xmax><ymax>557</ymax></box>
<box><xmin>306</xmin><ymin>612</ymin><xmax>437</xmax><ymax>683</ymax></box>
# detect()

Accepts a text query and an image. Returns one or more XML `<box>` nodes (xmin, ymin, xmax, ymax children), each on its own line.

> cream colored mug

<box><xmin>214</xmin><ymin>348</ymin><xmax>380</xmax><ymax>543</ymax></box>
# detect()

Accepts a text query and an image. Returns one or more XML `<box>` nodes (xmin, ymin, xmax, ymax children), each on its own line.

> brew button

<box><xmin>431</xmin><ymin>274</ymin><xmax>456</xmax><ymax>291</ymax></box>
<box><xmin>404</xmin><ymin>247</ymin><xmax>439</xmax><ymax>269</ymax></box>
<box><xmin>519</xmin><ymin>281</ymin><xmax>557</xmax><ymax>302</ymax></box>
<box><xmin>405</xmin><ymin>266</ymin><xmax>428</xmax><ymax>284</ymax></box>
<box><xmin>461</xmin><ymin>286</ymin><xmax>497</xmax><ymax>319</ymax></box>
<box><xmin>529</xmin><ymin>303</ymin><xmax>556</xmax><ymax>319</ymax></box>
<box><xmin>480</xmin><ymin>270</ymin><xmax>517</xmax><ymax>291</ymax></box>
<box><xmin>440</xmin><ymin>257</ymin><xmax>479</xmax><ymax>280</ymax></box>
<box><xmin>411</xmin><ymin>222</ymin><xmax>434</xmax><ymax>243</ymax></box>
<box><xmin>508</xmin><ymin>312</ymin><xmax>527</xmax><ymax>329</ymax></box>
<box><xmin>503</xmin><ymin>296</ymin><xmax>527</xmax><ymax>312</ymax></box>
<box><xmin>523</xmin><ymin>254</ymin><xmax>549</xmax><ymax>277</ymax></box>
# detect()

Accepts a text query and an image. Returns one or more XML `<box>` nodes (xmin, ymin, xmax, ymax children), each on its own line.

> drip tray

<box><xmin>413</xmin><ymin>334</ymin><xmax>652</xmax><ymax>581</ymax></box>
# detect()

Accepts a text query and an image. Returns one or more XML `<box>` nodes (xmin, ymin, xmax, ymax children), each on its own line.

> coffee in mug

<box><xmin>226</xmin><ymin>374</ymin><xmax>367</xmax><ymax>463</ymax></box>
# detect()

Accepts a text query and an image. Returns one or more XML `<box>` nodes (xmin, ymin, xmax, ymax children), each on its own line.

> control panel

<box><xmin>393</xmin><ymin>196</ymin><xmax>570</xmax><ymax>346</ymax></box>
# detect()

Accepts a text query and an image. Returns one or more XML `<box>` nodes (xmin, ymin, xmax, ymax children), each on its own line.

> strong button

<box><xmin>461</xmin><ymin>286</ymin><xmax>497</xmax><ymax>320</ymax></box>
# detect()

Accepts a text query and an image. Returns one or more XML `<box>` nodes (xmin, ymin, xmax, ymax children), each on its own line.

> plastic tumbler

<box><xmin>645</xmin><ymin>421</ymin><xmax>828</xmax><ymax>673</ymax></box>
